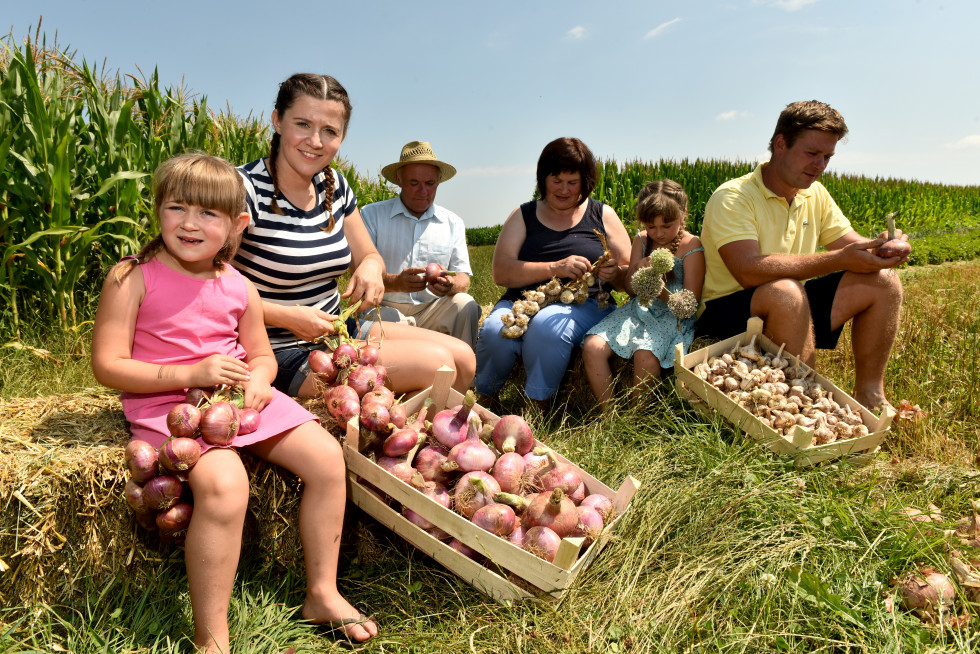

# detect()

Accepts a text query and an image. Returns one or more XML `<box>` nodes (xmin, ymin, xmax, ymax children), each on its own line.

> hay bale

<box><xmin>0</xmin><ymin>389</ymin><xmax>330</xmax><ymax>606</ymax></box>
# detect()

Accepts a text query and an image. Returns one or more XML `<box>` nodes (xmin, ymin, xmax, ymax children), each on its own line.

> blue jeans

<box><xmin>474</xmin><ymin>298</ymin><xmax>614</xmax><ymax>400</ymax></box>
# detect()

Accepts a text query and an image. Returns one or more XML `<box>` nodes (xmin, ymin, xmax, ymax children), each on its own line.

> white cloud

<box><xmin>947</xmin><ymin>134</ymin><xmax>980</xmax><ymax>150</ymax></box>
<box><xmin>565</xmin><ymin>26</ymin><xmax>587</xmax><ymax>41</ymax></box>
<box><xmin>715</xmin><ymin>110</ymin><xmax>750</xmax><ymax>121</ymax></box>
<box><xmin>643</xmin><ymin>18</ymin><xmax>682</xmax><ymax>39</ymax></box>
<box><xmin>753</xmin><ymin>0</ymin><xmax>819</xmax><ymax>10</ymax></box>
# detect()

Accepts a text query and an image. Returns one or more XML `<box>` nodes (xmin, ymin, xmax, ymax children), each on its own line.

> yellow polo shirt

<box><xmin>699</xmin><ymin>162</ymin><xmax>852</xmax><ymax>305</ymax></box>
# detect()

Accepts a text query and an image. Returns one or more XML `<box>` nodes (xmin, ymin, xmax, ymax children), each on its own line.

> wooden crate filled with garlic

<box><xmin>674</xmin><ymin>317</ymin><xmax>895</xmax><ymax>467</ymax></box>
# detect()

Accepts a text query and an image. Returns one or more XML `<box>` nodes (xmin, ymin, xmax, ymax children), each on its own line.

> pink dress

<box><xmin>120</xmin><ymin>257</ymin><xmax>316</xmax><ymax>451</ymax></box>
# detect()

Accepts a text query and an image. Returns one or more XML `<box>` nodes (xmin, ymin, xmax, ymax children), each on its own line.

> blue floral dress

<box><xmin>584</xmin><ymin>247</ymin><xmax>704</xmax><ymax>368</ymax></box>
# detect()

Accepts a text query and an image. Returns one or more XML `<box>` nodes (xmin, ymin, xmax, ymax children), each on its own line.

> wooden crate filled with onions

<box><xmin>674</xmin><ymin>317</ymin><xmax>895</xmax><ymax>467</ymax></box>
<box><xmin>342</xmin><ymin>367</ymin><xmax>640</xmax><ymax>603</ymax></box>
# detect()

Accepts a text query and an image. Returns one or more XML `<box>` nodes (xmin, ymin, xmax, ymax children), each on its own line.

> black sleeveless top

<box><xmin>501</xmin><ymin>198</ymin><xmax>607</xmax><ymax>302</ymax></box>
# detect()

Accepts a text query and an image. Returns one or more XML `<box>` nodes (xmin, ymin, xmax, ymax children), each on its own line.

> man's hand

<box><xmin>427</xmin><ymin>271</ymin><xmax>454</xmax><ymax>296</ymax></box>
<box><xmin>386</xmin><ymin>267</ymin><xmax>427</xmax><ymax>293</ymax></box>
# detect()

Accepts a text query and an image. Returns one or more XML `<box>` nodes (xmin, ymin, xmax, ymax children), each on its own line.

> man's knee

<box><xmin>752</xmin><ymin>278</ymin><xmax>808</xmax><ymax>316</ymax></box>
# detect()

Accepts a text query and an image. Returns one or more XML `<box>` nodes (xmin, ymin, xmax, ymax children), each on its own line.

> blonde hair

<box><xmin>114</xmin><ymin>153</ymin><xmax>246</xmax><ymax>281</ymax></box>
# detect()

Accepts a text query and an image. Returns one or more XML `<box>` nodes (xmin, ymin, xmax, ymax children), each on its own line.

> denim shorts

<box><xmin>272</xmin><ymin>316</ymin><xmax>358</xmax><ymax>396</ymax></box>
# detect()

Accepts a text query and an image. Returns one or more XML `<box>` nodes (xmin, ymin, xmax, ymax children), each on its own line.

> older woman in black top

<box><xmin>473</xmin><ymin>137</ymin><xmax>631</xmax><ymax>406</ymax></box>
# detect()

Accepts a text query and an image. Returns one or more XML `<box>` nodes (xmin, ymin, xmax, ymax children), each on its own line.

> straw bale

<box><xmin>0</xmin><ymin>389</ymin><xmax>333</xmax><ymax>607</ymax></box>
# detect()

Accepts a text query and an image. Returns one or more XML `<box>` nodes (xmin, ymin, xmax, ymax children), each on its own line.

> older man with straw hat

<box><xmin>360</xmin><ymin>141</ymin><xmax>480</xmax><ymax>348</ymax></box>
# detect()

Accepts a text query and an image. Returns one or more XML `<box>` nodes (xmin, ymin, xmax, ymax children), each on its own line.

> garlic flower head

<box><xmin>631</xmin><ymin>266</ymin><xmax>665</xmax><ymax>307</ymax></box>
<box><xmin>667</xmin><ymin>289</ymin><xmax>699</xmax><ymax>319</ymax></box>
<box><xmin>647</xmin><ymin>248</ymin><xmax>675</xmax><ymax>275</ymax></box>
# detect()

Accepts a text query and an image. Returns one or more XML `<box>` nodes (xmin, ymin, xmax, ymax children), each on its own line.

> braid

<box><xmin>267</xmin><ymin>134</ymin><xmax>284</xmax><ymax>216</ymax></box>
<box><xmin>113</xmin><ymin>235</ymin><xmax>165</xmax><ymax>282</ymax></box>
<box><xmin>321</xmin><ymin>165</ymin><xmax>336</xmax><ymax>233</ymax></box>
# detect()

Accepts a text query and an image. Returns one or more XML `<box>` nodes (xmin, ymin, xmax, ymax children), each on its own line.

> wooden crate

<box><xmin>343</xmin><ymin>367</ymin><xmax>640</xmax><ymax>603</ymax></box>
<box><xmin>674</xmin><ymin>317</ymin><xmax>895</xmax><ymax>467</ymax></box>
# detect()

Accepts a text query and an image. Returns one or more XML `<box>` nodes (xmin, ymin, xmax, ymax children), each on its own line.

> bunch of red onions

<box><xmin>360</xmin><ymin>400</ymin><xmax>616</xmax><ymax>565</ymax></box>
<box><xmin>173</xmin><ymin>384</ymin><xmax>262</xmax><ymax>446</ymax></box>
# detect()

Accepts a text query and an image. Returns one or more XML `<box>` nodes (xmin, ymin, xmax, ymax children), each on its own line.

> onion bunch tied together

<box><xmin>501</xmin><ymin>230</ymin><xmax>613</xmax><ymax>339</ymax></box>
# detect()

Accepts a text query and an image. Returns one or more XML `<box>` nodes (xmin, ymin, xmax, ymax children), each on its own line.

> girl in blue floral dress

<box><xmin>583</xmin><ymin>180</ymin><xmax>705</xmax><ymax>410</ymax></box>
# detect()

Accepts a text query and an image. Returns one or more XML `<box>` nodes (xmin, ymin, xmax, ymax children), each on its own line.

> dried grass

<box><xmin>0</xmin><ymin>388</ymin><xmax>332</xmax><ymax>607</ymax></box>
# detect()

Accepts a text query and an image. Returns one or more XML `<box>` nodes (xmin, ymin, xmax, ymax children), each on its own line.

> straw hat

<box><xmin>381</xmin><ymin>141</ymin><xmax>456</xmax><ymax>185</ymax></box>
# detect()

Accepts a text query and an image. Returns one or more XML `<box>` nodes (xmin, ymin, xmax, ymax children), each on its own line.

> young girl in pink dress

<box><xmin>91</xmin><ymin>153</ymin><xmax>377</xmax><ymax>651</ymax></box>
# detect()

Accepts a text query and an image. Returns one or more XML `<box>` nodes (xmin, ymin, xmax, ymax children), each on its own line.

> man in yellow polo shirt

<box><xmin>695</xmin><ymin>100</ymin><xmax>908</xmax><ymax>411</ymax></box>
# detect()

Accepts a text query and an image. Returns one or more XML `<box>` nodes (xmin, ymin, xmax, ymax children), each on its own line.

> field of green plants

<box><xmin>3</xmin><ymin>26</ymin><xmax>980</xmax><ymax>654</ymax></box>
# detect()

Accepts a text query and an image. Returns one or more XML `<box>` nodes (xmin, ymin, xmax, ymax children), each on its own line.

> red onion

<box><xmin>200</xmin><ymin>401</ymin><xmax>239</xmax><ymax>445</ymax></box>
<box><xmin>324</xmin><ymin>384</ymin><xmax>359</xmax><ymax>419</ymax></box>
<box><xmin>332</xmin><ymin>342</ymin><xmax>358</xmax><ymax>369</ymax></box>
<box><xmin>142</xmin><ymin>475</ymin><xmax>185</xmax><ymax>511</ymax></box>
<box><xmin>158</xmin><ymin>437</ymin><xmax>202</xmax><ymax>472</ymax></box>
<box><xmin>431</xmin><ymin>391</ymin><xmax>476</xmax><ymax>449</ymax></box>
<box><xmin>523</xmin><ymin>446</ymin><xmax>550</xmax><ymax>477</ymax></box>
<box><xmin>580</xmin><ymin>494</ymin><xmax>614</xmax><ymax>521</ymax></box>
<box><xmin>453</xmin><ymin>472</ymin><xmax>500</xmax><ymax>519</ymax></box>
<box><xmin>184</xmin><ymin>386</ymin><xmax>214</xmax><ymax>407</ymax></box>
<box><xmin>523</xmin><ymin>526</ymin><xmax>562</xmax><ymax>563</ymax></box>
<box><xmin>427</xmin><ymin>526</ymin><xmax>452</xmax><ymax>541</ymax></box>
<box><xmin>446</xmin><ymin>413</ymin><xmax>495</xmax><ymax>473</ymax></box>
<box><xmin>533</xmin><ymin>451</ymin><xmax>582</xmax><ymax>495</ymax></box>
<box><xmin>124</xmin><ymin>478</ymin><xmax>150</xmax><ymax>514</ymax></box>
<box><xmin>524</xmin><ymin>488</ymin><xmax>578</xmax><ymax>537</ymax></box>
<box><xmin>363</xmin><ymin>387</ymin><xmax>395</xmax><ymax>409</ymax></box>
<box><xmin>125</xmin><ymin>439</ymin><xmax>159</xmax><ymax>483</ymax></box>
<box><xmin>308</xmin><ymin>349</ymin><xmax>339</xmax><ymax>383</ymax></box>
<box><xmin>408</xmin><ymin>398</ymin><xmax>434</xmax><ymax>433</ymax></box>
<box><xmin>347</xmin><ymin>364</ymin><xmax>380</xmax><ymax>397</ymax></box>
<box><xmin>373</xmin><ymin>365</ymin><xmax>388</xmax><ymax>387</ymax></box>
<box><xmin>877</xmin><ymin>238</ymin><xmax>912</xmax><ymax>259</ymax></box>
<box><xmin>333</xmin><ymin>397</ymin><xmax>361</xmax><ymax>429</ymax></box>
<box><xmin>237</xmin><ymin>408</ymin><xmax>261</xmax><ymax>435</ymax></box>
<box><xmin>166</xmin><ymin>403</ymin><xmax>201</xmax><ymax>438</ymax></box>
<box><xmin>134</xmin><ymin>510</ymin><xmax>158</xmax><ymax>531</ymax></box>
<box><xmin>508</xmin><ymin>518</ymin><xmax>525</xmax><ymax>547</ymax></box>
<box><xmin>403</xmin><ymin>473</ymin><xmax>451</xmax><ymax>530</ymax></box>
<box><xmin>492</xmin><ymin>452</ymin><xmax>526</xmax><ymax>494</ymax></box>
<box><xmin>570</xmin><ymin>506</ymin><xmax>604</xmax><ymax>546</ymax></box>
<box><xmin>383</xmin><ymin>425</ymin><xmax>422</xmax><ymax>457</ymax></box>
<box><xmin>357</xmin><ymin>342</ymin><xmax>381</xmax><ymax>366</ymax></box>
<box><xmin>414</xmin><ymin>444</ymin><xmax>454</xmax><ymax>485</ymax></box>
<box><xmin>388</xmin><ymin>402</ymin><xmax>408</xmax><ymax>429</ymax></box>
<box><xmin>899</xmin><ymin>568</ymin><xmax>956</xmax><ymax>613</ymax></box>
<box><xmin>360</xmin><ymin>401</ymin><xmax>391</xmax><ymax>433</ymax></box>
<box><xmin>492</xmin><ymin>414</ymin><xmax>534</xmax><ymax>455</ymax></box>
<box><xmin>424</xmin><ymin>262</ymin><xmax>446</xmax><ymax>284</ymax></box>
<box><xmin>569</xmin><ymin>481</ymin><xmax>586</xmax><ymax>504</ymax></box>
<box><xmin>472</xmin><ymin>501</ymin><xmax>517</xmax><ymax>537</ymax></box>
<box><xmin>156</xmin><ymin>501</ymin><xmax>193</xmax><ymax>536</ymax></box>
<box><xmin>448</xmin><ymin>538</ymin><xmax>481</xmax><ymax>561</ymax></box>
<box><xmin>377</xmin><ymin>455</ymin><xmax>416</xmax><ymax>484</ymax></box>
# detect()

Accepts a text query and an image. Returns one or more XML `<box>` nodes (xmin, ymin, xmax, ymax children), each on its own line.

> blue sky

<box><xmin>7</xmin><ymin>1</ymin><xmax>979</xmax><ymax>227</ymax></box>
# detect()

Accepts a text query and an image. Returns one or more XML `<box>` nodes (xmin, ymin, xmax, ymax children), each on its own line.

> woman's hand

<box><xmin>187</xmin><ymin>354</ymin><xmax>251</xmax><ymax>388</ymax></box>
<box><xmin>596</xmin><ymin>258</ymin><xmax>625</xmax><ymax>285</ymax></box>
<box><xmin>343</xmin><ymin>255</ymin><xmax>386</xmax><ymax>308</ymax></box>
<box><xmin>276</xmin><ymin>305</ymin><xmax>338</xmax><ymax>343</ymax></box>
<box><xmin>550</xmin><ymin>255</ymin><xmax>593</xmax><ymax>280</ymax></box>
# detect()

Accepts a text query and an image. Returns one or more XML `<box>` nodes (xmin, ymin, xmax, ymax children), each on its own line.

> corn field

<box><xmin>2</xmin><ymin>27</ymin><xmax>978</xmax><ymax>337</ymax></box>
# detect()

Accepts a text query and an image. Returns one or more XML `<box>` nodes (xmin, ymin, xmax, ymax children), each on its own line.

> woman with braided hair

<box><xmin>235</xmin><ymin>73</ymin><xmax>475</xmax><ymax>400</ymax></box>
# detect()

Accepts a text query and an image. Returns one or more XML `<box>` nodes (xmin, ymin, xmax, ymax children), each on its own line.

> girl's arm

<box><xmin>342</xmin><ymin>206</ymin><xmax>386</xmax><ymax>308</ymax></box>
<box><xmin>237</xmin><ymin>280</ymin><xmax>276</xmax><ymax>411</ymax></box>
<box><xmin>683</xmin><ymin>237</ymin><xmax>706</xmax><ymax>300</ymax></box>
<box><xmin>91</xmin><ymin>263</ymin><xmax>250</xmax><ymax>393</ymax></box>
<box><xmin>623</xmin><ymin>234</ymin><xmax>647</xmax><ymax>296</ymax></box>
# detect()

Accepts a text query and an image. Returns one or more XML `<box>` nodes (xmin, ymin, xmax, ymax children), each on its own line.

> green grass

<box><xmin>4</xmin><ymin>261</ymin><xmax>980</xmax><ymax>652</ymax></box>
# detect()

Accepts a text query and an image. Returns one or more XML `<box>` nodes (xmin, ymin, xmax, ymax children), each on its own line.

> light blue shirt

<box><xmin>360</xmin><ymin>196</ymin><xmax>473</xmax><ymax>305</ymax></box>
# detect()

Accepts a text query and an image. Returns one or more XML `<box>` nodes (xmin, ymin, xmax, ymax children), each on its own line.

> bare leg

<box><xmin>247</xmin><ymin>422</ymin><xmax>378</xmax><ymax>642</ymax></box>
<box><xmin>185</xmin><ymin>449</ymin><xmax>250</xmax><ymax>654</ymax></box>
<box><xmin>367</xmin><ymin>321</ymin><xmax>475</xmax><ymax>393</ymax></box>
<box><xmin>582</xmin><ymin>335</ymin><xmax>615</xmax><ymax>411</ymax></box>
<box><xmin>830</xmin><ymin>269</ymin><xmax>903</xmax><ymax>408</ymax></box>
<box><xmin>750</xmin><ymin>279</ymin><xmax>816</xmax><ymax>365</ymax></box>
<box><xmin>632</xmin><ymin>350</ymin><xmax>662</xmax><ymax>401</ymax></box>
